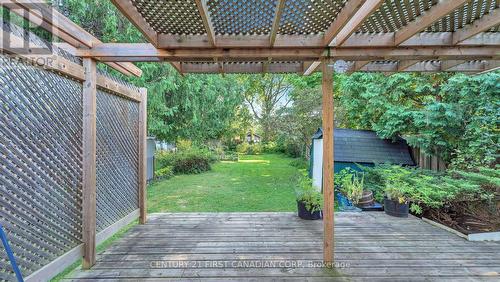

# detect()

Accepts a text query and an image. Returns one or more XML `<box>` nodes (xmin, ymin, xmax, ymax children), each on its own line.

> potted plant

<box><xmin>384</xmin><ymin>185</ymin><xmax>409</xmax><ymax>218</ymax></box>
<box><xmin>295</xmin><ymin>175</ymin><xmax>323</xmax><ymax>220</ymax></box>
<box><xmin>340</xmin><ymin>172</ymin><xmax>364</xmax><ymax>206</ymax></box>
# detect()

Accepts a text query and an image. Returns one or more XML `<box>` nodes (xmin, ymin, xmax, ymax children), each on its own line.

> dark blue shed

<box><xmin>309</xmin><ymin>128</ymin><xmax>415</xmax><ymax>188</ymax></box>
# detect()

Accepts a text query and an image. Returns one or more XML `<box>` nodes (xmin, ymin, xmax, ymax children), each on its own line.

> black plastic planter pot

<box><xmin>297</xmin><ymin>201</ymin><xmax>322</xmax><ymax>220</ymax></box>
<box><xmin>384</xmin><ymin>198</ymin><xmax>409</xmax><ymax>218</ymax></box>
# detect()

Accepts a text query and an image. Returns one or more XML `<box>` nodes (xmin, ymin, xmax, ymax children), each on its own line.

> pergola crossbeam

<box><xmin>476</xmin><ymin>61</ymin><xmax>500</xmax><ymax>74</ymax></box>
<box><xmin>110</xmin><ymin>0</ymin><xmax>158</xmax><ymax>46</ymax></box>
<box><xmin>270</xmin><ymin>0</ymin><xmax>286</xmax><ymax>47</ymax></box>
<box><xmin>441</xmin><ymin>60</ymin><xmax>467</xmax><ymax>71</ymax></box>
<box><xmin>77</xmin><ymin>44</ymin><xmax>499</xmax><ymax>62</ymax></box>
<box><xmin>194</xmin><ymin>0</ymin><xmax>216</xmax><ymax>47</ymax></box>
<box><xmin>323</xmin><ymin>0</ymin><xmax>366</xmax><ymax>46</ymax></box>
<box><xmin>362</xmin><ymin>62</ymin><xmax>398</xmax><ymax>72</ymax></box>
<box><xmin>355</xmin><ymin>60</ymin><xmax>499</xmax><ymax>73</ymax></box>
<box><xmin>3</xmin><ymin>0</ymin><xmax>142</xmax><ymax>77</ymax></box>
<box><xmin>155</xmin><ymin>32</ymin><xmax>500</xmax><ymax>49</ymax></box>
<box><xmin>343</xmin><ymin>32</ymin><xmax>500</xmax><ymax>47</ymax></box>
<box><xmin>180</xmin><ymin>62</ymin><xmax>303</xmax><ymax>74</ymax></box>
<box><xmin>453</xmin><ymin>8</ymin><xmax>500</xmax><ymax>45</ymax></box>
<box><xmin>404</xmin><ymin>61</ymin><xmax>441</xmax><ymax>72</ymax></box>
<box><xmin>447</xmin><ymin>61</ymin><xmax>486</xmax><ymax>72</ymax></box>
<box><xmin>354</xmin><ymin>61</ymin><xmax>371</xmax><ymax>72</ymax></box>
<box><xmin>397</xmin><ymin>60</ymin><xmax>420</xmax><ymax>71</ymax></box>
<box><xmin>331</xmin><ymin>0</ymin><xmax>384</xmax><ymax>46</ymax></box>
<box><xmin>395</xmin><ymin>0</ymin><xmax>469</xmax><ymax>45</ymax></box>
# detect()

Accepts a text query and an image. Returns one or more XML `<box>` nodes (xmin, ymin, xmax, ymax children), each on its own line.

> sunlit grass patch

<box><xmin>147</xmin><ymin>154</ymin><xmax>299</xmax><ymax>212</ymax></box>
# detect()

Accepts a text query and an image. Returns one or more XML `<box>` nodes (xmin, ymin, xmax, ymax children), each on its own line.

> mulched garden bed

<box><xmin>423</xmin><ymin>197</ymin><xmax>500</xmax><ymax>235</ymax></box>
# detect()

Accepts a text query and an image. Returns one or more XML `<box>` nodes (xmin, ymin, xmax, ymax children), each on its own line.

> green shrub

<box><xmin>173</xmin><ymin>156</ymin><xmax>210</xmax><ymax>174</ymax></box>
<box><xmin>358</xmin><ymin>164</ymin><xmax>498</xmax><ymax>215</ymax></box>
<box><xmin>289</xmin><ymin>158</ymin><xmax>308</xmax><ymax>170</ymax></box>
<box><xmin>246</xmin><ymin>144</ymin><xmax>262</xmax><ymax>155</ymax></box>
<box><xmin>262</xmin><ymin>141</ymin><xmax>281</xmax><ymax>153</ymax></box>
<box><xmin>295</xmin><ymin>174</ymin><xmax>323</xmax><ymax>212</ymax></box>
<box><xmin>155</xmin><ymin>150</ymin><xmax>176</xmax><ymax>169</ymax></box>
<box><xmin>236</xmin><ymin>143</ymin><xmax>249</xmax><ymax>154</ymax></box>
<box><xmin>284</xmin><ymin>142</ymin><xmax>302</xmax><ymax>158</ymax></box>
<box><xmin>176</xmin><ymin>139</ymin><xmax>193</xmax><ymax>151</ymax></box>
<box><xmin>155</xmin><ymin>146</ymin><xmax>215</xmax><ymax>175</ymax></box>
<box><xmin>172</xmin><ymin>148</ymin><xmax>212</xmax><ymax>174</ymax></box>
<box><xmin>209</xmin><ymin>144</ymin><xmax>225</xmax><ymax>160</ymax></box>
<box><xmin>154</xmin><ymin>166</ymin><xmax>174</xmax><ymax>180</ymax></box>
<box><xmin>235</xmin><ymin>143</ymin><xmax>262</xmax><ymax>155</ymax></box>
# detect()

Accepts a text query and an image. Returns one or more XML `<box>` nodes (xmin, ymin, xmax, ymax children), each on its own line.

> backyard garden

<box><xmin>150</xmin><ymin>140</ymin><xmax>499</xmax><ymax>235</ymax></box>
<box><xmin>1</xmin><ymin>0</ymin><xmax>500</xmax><ymax>280</ymax></box>
<box><xmin>146</xmin><ymin>69</ymin><xmax>499</xmax><ymax>237</ymax></box>
<box><xmin>2</xmin><ymin>0</ymin><xmax>499</xmax><ymax>279</ymax></box>
<box><xmin>149</xmin><ymin>152</ymin><xmax>300</xmax><ymax>212</ymax></box>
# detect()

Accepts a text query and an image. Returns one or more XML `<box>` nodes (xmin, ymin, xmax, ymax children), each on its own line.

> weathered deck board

<box><xmin>66</xmin><ymin>212</ymin><xmax>500</xmax><ymax>281</ymax></box>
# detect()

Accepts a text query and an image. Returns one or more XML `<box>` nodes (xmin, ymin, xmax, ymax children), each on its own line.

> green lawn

<box><xmin>148</xmin><ymin>154</ymin><xmax>300</xmax><ymax>212</ymax></box>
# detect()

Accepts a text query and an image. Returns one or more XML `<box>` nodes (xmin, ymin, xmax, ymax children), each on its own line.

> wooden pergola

<box><xmin>5</xmin><ymin>0</ymin><xmax>499</xmax><ymax>270</ymax></box>
<box><xmin>100</xmin><ymin>0</ymin><xmax>500</xmax><ymax>269</ymax></box>
<box><xmin>83</xmin><ymin>0</ymin><xmax>499</xmax><ymax>267</ymax></box>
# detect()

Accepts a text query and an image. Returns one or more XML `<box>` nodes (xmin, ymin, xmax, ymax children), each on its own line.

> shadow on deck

<box><xmin>67</xmin><ymin>212</ymin><xmax>500</xmax><ymax>281</ymax></box>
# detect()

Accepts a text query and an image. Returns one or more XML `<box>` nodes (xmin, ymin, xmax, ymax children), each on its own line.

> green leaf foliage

<box><xmin>61</xmin><ymin>0</ymin><xmax>245</xmax><ymax>143</ymax></box>
<box><xmin>358</xmin><ymin>164</ymin><xmax>498</xmax><ymax>215</ymax></box>
<box><xmin>295</xmin><ymin>173</ymin><xmax>323</xmax><ymax>213</ymax></box>
<box><xmin>338</xmin><ymin>72</ymin><xmax>499</xmax><ymax>168</ymax></box>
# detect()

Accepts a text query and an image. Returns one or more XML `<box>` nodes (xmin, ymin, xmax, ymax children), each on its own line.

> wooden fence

<box><xmin>0</xmin><ymin>23</ymin><xmax>146</xmax><ymax>281</ymax></box>
<box><xmin>410</xmin><ymin>147</ymin><xmax>447</xmax><ymax>171</ymax></box>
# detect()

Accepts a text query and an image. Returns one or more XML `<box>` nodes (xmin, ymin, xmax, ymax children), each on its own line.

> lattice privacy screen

<box><xmin>96</xmin><ymin>90</ymin><xmax>140</xmax><ymax>232</ymax></box>
<box><xmin>0</xmin><ymin>55</ymin><xmax>83</xmax><ymax>281</ymax></box>
<box><xmin>0</xmin><ymin>54</ymin><xmax>141</xmax><ymax>280</ymax></box>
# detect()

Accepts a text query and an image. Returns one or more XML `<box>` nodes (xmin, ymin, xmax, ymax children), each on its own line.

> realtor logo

<box><xmin>1</xmin><ymin>0</ymin><xmax>54</xmax><ymax>56</ymax></box>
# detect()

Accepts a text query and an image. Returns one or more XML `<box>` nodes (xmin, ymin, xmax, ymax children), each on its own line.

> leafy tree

<box><xmin>239</xmin><ymin>74</ymin><xmax>293</xmax><ymax>142</ymax></box>
<box><xmin>337</xmin><ymin>72</ymin><xmax>500</xmax><ymax>168</ymax></box>
<box><xmin>223</xmin><ymin>106</ymin><xmax>254</xmax><ymax>144</ymax></box>
<box><xmin>161</xmin><ymin>74</ymin><xmax>244</xmax><ymax>142</ymax></box>
<box><xmin>276</xmin><ymin>73</ymin><xmax>322</xmax><ymax>158</ymax></box>
<box><xmin>61</xmin><ymin>0</ymin><xmax>244</xmax><ymax>143</ymax></box>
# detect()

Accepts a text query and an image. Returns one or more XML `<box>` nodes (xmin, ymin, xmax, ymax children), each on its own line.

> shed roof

<box><xmin>313</xmin><ymin>128</ymin><xmax>415</xmax><ymax>165</ymax></box>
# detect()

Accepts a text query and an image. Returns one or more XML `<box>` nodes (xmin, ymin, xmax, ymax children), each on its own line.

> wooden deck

<box><xmin>67</xmin><ymin>212</ymin><xmax>500</xmax><ymax>281</ymax></box>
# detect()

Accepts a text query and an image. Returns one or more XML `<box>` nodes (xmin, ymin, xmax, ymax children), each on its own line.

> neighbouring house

<box><xmin>309</xmin><ymin>128</ymin><xmax>415</xmax><ymax>189</ymax></box>
<box><xmin>245</xmin><ymin>132</ymin><xmax>261</xmax><ymax>143</ymax></box>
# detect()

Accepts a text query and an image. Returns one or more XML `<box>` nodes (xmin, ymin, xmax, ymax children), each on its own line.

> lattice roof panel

<box><xmin>358</xmin><ymin>0</ymin><xmax>499</xmax><ymax>33</ymax></box>
<box><xmin>425</xmin><ymin>0</ymin><xmax>499</xmax><ymax>32</ymax></box>
<box><xmin>207</xmin><ymin>0</ymin><xmax>277</xmax><ymax>35</ymax></box>
<box><xmin>128</xmin><ymin>0</ymin><xmax>500</xmax><ymax>36</ymax></box>
<box><xmin>358</xmin><ymin>0</ymin><xmax>439</xmax><ymax>33</ymax></box>
<box><xmin>131</xmin><ymin>0</ymin><xmax>206</xmax><ymax>34</ymax></box>
<box><xmin>279</xmin><ymin>0</ymin><xmax>349</xmax><ymax>34</ymax></box>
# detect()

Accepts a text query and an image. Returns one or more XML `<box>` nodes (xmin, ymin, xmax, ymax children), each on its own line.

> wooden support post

<box><xmin>321</xmin><ymin>58</ymin><xmax>334</xmax><ymax>266</ymax></box>
<box><xmin>138</xmin><ymin>88</ymin><xmax>148</xmax><ymax>224</ymax></box>
<box><xmin>82</xmin><ymin>58</ymin><xmax>97</xmax><ymax>270</ymax></box>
